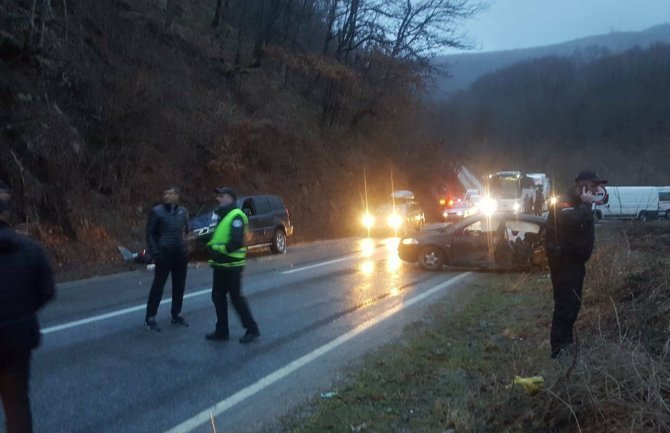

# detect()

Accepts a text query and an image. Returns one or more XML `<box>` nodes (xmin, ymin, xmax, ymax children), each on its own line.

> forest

<box><xmin>431</xmin><ymin>43</ymin><xmax>670</xmax><ymax>192</ymax></box>
<box><xmin>0</xmin><ymin>0</ymin><xmax>480</xmax><ymax>277</ymax></box>
<box><xmin>1</xmin><ymin>0</ymin><xmax>668</xmax><ymax>277</ymax></box>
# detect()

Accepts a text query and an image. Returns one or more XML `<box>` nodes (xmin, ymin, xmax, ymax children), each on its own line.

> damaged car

<box><xmin>398</xmin><ymin>212</ymin><xmax>547</xmax><ymax>271</ymax></box>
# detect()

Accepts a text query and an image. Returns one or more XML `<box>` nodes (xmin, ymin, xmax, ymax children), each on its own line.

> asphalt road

<box><xmin>2</xmin><ymin>235</ymin><xmax>472</xmax><ymax>433</ymax></box>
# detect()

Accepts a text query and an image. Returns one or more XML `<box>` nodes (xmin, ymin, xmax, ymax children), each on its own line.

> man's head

<box><xmin>574</xmin><ymin>170</ymin><xmax>607</xmax><ymax>194</ymax></box>
<box><xmin>0</xmin><ymin>180</ymin><xmax>10</xmax><ymax>204</ymax></box>
<box><xmin>162</xmin><ymin>186</ymin><xmax>180</xmax><ymax>205</ymax></box>
<box><xmin>215</xmin><ymin>187</ymin><xmax>236</xmax><ymax>207</ymax></box>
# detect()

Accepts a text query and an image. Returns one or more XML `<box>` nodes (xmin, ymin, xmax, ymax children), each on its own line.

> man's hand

<box><xmin>580</xmin><ymin>187</ymin><xmax>595</xmax><ymax>204</ymax></box>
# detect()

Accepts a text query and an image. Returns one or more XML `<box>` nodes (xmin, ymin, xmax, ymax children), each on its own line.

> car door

<box><xmin>240</xmin><ymin>197</ymin><xmax>262</xmax><ymax>246</ymax></box>
<box><xmin>493</xmin><ymin>218</ymin><xmax>541</xmax><ymax>268</ymax></box>
<box><xmin>450</xmin><ymin>216</ymin><xmax>501</xmax><ymax>267</ymax></box>
<box><xmin>252</xmin><ymin>196</ymin><xmax>274</xmax><ymax>243</ymax></box>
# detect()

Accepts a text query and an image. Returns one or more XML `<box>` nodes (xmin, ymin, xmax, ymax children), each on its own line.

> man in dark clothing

<box><xmin>0</xmin><ymin>199</ymin><xmax>55</xmax><ymax>433</ymax></box>
<box><xmin>545</xmin><ymin>170</ymin><xmax>606</xmax><ymax>359</ymax></box>
<box><xmin>533</xmin><ymin>187</ymin><xmax>544</xmax><ymax>216</ymax></box>
<box><xmin>145</xmin><ymin>186</ymin><xmax>190</xmax><ymax>331</ymax></box>
<box><xmin>205</xmin><ymin>187</ymin><xmax>260</xmax><ymax>344</ymax></box>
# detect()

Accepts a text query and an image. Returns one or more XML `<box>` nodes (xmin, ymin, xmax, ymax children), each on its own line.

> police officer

<box><xmin>545</xmin><ymin>170</ymin><xmax>607</xmax><ymax>358</ymax></box>
<box><xmin>144</xmin><ymin>186</ymin><xmax>190</xmax><ymax>331</ymax></box>
<box><xmin>205</xmin><ymin>187</ymin><xmax>260</xmax><ymax>343</ymax></box>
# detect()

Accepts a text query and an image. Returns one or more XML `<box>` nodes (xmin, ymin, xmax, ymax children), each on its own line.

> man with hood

<box><xmin>0</xmin><ymin>196</ymin><xmax>55</xmax><ymax>433</ymax></box>
<box><xmin>205</xmin><ymin>187</ymin><xmax>260</xmax><ymax>343</ymax></box>
<box><xmin>545</xmin><ymin>170</ymin><xmax>606</xmax><ymax>359</ymax></box>
<box><xmin>144</xmin><ymin>186</ymin><xmax>190</xmax><ymax>331</ymax></box>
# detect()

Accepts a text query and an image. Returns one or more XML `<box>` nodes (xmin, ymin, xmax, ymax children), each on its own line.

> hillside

<box><xmin>430</xmin><ymin>43</ymin><xmax>670</xmax><ymax>191</ymax></box>
<box><xmin>0</xmin><ymin>0</ymin><xmax>461</xmax><ymax>280</ymax></box>
<box><xmin>430</xmin><ymin>23</ymin><xmax>670</xmax><ymax>97</ymax></box>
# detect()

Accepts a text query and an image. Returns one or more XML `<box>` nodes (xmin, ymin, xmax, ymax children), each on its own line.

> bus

<box><xmin>487</xmin><ymin>171</ymin><xmax>549</xmax><ymax>214</ymax></box>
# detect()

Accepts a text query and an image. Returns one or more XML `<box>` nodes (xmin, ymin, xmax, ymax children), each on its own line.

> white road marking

<box><xmin>43</xmin><ymin>249</ymin><xmax>377</xmax><ymax>334</ymax></box>
<box><xmin>41</xmin><ymin>288</ymin><xmax>212</xmax><ymax>334</ymax></box>
<box><xmin>280</xmin><ymin>255</ymin><xmax>358</xmax><ymax>274</ymax></box>
<box><xmin>163</xmin><ymin>272</ymin><xmax>471</xmax><ymax>433</ymax></box>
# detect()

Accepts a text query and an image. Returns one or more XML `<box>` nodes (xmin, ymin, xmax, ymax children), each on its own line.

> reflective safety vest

<box><xmin>207</xmin><ymin>208</ymin><xmax>248</xmax><ymax>268</ymax></box>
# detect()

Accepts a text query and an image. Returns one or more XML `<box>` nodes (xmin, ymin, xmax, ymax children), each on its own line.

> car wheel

<box><xmin>417</xmin><ymin>246</ymin><xmax>444</xmax><ymax>271</ymax></box>
<box><xmin>638</xmin><ymin>211</ymin><xmax>647</xmax><ymax>222</ymax></box>
<box><xmin>270</xmin><ymin>229</ymin><xmax>287</xmax><ymax>254</ymax></box>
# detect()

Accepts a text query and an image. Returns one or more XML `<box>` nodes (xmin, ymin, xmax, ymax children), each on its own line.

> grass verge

<box><xmin>271</xmin><ymin>221</ymin><xmax>670</xmax><ymax>433</ymax></box>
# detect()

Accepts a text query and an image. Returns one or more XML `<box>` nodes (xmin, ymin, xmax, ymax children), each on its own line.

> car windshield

<box><xmin>375</xmin><ymin>203</ymin><xmax>407</xmax><ymax>214</ymax></box>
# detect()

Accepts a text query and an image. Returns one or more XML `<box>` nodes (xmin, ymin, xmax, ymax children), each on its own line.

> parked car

<box><xmin>398</xmin><ymin>212</ymin><xmax>547</xmax><ymax>271</ymax></box>
<box><xmin>190</xmin><ymin>194</ymin><xmax>293</xmax><ymax>254</ymax></box>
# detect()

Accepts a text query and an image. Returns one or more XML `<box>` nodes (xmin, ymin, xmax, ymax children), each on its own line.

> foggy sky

<box><xmin>450</xmin><ymin>0</ymin><xmax>670</xmax><ymax>53</ymax></box>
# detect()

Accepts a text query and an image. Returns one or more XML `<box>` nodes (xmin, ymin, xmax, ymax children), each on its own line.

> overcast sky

<box><xmin>449</xmin><ymin>0</ymin><xmax>670</xmax><ymax>53</ymax></box>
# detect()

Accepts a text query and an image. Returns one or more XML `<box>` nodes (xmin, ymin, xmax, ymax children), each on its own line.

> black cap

<box><xmin>574</xmin><ymin>170</ymin><xmax>608</xmax><ymax>184</ymax></box>
<box><xmin>0</xmin><ymin>180</ymin><xmax>9</xmax><ymax>192</ymax></box>
<box><xmin>214</xmin><ymin>187</ymin><xmax>237</xmax><ymax>200</ymax></box>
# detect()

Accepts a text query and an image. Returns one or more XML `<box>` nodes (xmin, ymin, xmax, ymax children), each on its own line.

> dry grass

<box><xmin>271</xmin><ymin>221</ymin><xmax>670</xmax><ymax>433</ymax></box>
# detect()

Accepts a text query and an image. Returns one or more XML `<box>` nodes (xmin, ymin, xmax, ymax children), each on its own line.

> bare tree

<box><xmin>212</xmin><ymin>0</ymin><xmax>230</xmax><ymax>28</ymax></box>
<box><xmin>370</xmin><ymin>0</ymin><xmax>484</xmax><ymax>60</ymax></box>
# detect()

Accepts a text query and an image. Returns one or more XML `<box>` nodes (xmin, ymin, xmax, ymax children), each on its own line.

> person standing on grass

<box><xmin>205</xmin><ymin>187</ymin><xmax>260</xmax><ymax>344</ymax></box>
<box><xmin>0</xmin><ymin>198</ymin><xmax>55</xmax><ymax>433</ymax></box>
<box><xmin>545</xmin><ymin>170</ymin><xmax>607</xmax><ymax>359</ymax></box>
<box><xmin>144</xmin><ymin>186</ymin><xmax>190</xmax><ymax>332</ymax></box>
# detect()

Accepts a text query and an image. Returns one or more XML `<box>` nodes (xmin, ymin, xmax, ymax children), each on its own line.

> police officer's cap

<box><xmin>214</xmin><ymin>187</ymin><xmax>237</xmax><ymax>200</ymax></box>
<box><xmin>574</xmin><ymin>170</ymin><xmax>608</xmax><ymax>184</ymax></box>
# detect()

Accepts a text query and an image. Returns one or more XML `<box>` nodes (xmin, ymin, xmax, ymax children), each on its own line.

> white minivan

<box><xmin>593</xmin><ymin>186</ymin><xmax>660</xmax><ymax>221</ymax></box>
<box><xmin>659</xmin><ymin>186</ymin><xmax>670</xmax><ymax>218</ymax></box>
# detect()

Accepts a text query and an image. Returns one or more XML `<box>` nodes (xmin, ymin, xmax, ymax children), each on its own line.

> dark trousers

<box><xmin>549</xmin><ymin>259</ymin><xmax>586</xmax><ymax>356</ymax></box>
<box><xmin>0</xmin><ymin>350</ymin><xmax>32</xmax><ymax>433</ymax></box>
<box><xmin>211</xmin><ymin>268</ymin><xmax>258</xmax><ymax>336</ymax></box>
<box><xmin>146</xmin><ymin>252</ymin><xmax>188</xmax><ymax>320</ymax></box>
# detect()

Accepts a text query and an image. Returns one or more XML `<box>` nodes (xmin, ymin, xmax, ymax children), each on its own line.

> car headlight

<box><xmin>512</xmin><ymin>202</ymin><xmax>521</xmax><ymax>213</ymax></box>
<box><xmin>549</xmin><ymin>196</ymin><xmax>557</xmax><ymax>206</ymax></box>
<box><xmin>479</xmin><ymin>197</ymin><xmax>498</xmax><ymax>215</ymax></box>
<box><xmin>362</xmin><ymin>213</ymin><xmax>375</xmax><ymax>228</ymax></box>
<box><xmin>401</xmin><ymin>238</ymin><xmax>419</xmax><ymax>245</ymax></box>
<box><xmin>442</xmin><ymin>211</ymin><xmax>449</xmax><ymax>218</ymax></box>
<box><xmin>457</xmin><ymin>211</ymin><xmax>463</xmax><ymax>216</ymax></box>
<box><xmin>387</xmin><ymin>213</ymin><xmax>403</xmax><ymax>229</ymax></box>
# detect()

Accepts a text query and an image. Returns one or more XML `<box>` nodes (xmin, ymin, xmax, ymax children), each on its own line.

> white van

<box><xmin>593</xmin><ymin>186</ymin><xmax>660</xmax><ymax>221</ymax></box>
<box><xmin>659</xmin><ymin>187</ymin><xmax>670</xmax><ymax>218</ymax></box>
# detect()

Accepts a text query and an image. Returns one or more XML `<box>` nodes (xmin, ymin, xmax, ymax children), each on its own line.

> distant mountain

<box><xmin>430</xmin><ymin>23</ymin><xmax>670</xmax><ymax>98</ymax></box>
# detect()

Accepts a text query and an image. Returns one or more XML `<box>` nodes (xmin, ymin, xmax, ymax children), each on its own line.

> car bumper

<box><xmin>397</xmin><ymin>243</ymin><xmax>420</xmax><ymax>262</ymax></box>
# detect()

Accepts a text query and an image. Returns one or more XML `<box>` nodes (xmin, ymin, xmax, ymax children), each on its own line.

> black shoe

<box><xmin>171</xmin><ymin>315</ymin><xmax>189</xmax><ymax>327</ymax></box>
<box><xmin>146</xmin><ymin>317</ymin><xmax>161</xmax><ymax>332</ymax></box>
<box><xmin>205</xmin><ymin>332</ymin><xmax>230</xmax><ymax>341</ymax></box>
<box><xmin>239</xmin><ymin>330</ymin><xmax>260</xmax><ymax>344</ymax></box>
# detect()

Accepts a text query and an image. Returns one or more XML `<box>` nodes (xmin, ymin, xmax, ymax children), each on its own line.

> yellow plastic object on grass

<box><xmin>508</xmin><ymin>375</ymin><xmax>544</xmax><ymax>395</ymax></box>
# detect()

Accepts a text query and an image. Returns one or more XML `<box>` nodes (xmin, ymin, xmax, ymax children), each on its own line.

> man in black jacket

<box><xmin>145</xmin><ymin>186</ymin><xmax>190</xmax><ymax>331</ymax></box>
<box><xmin>0</xmin><ymin>199</ymin><xmax>55</xmax><ymax>433</ymax></box>
<box><xmin>545</xmin><ymin>170</ymin><xmax>606</xmax><ymax>359</ymax></box>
